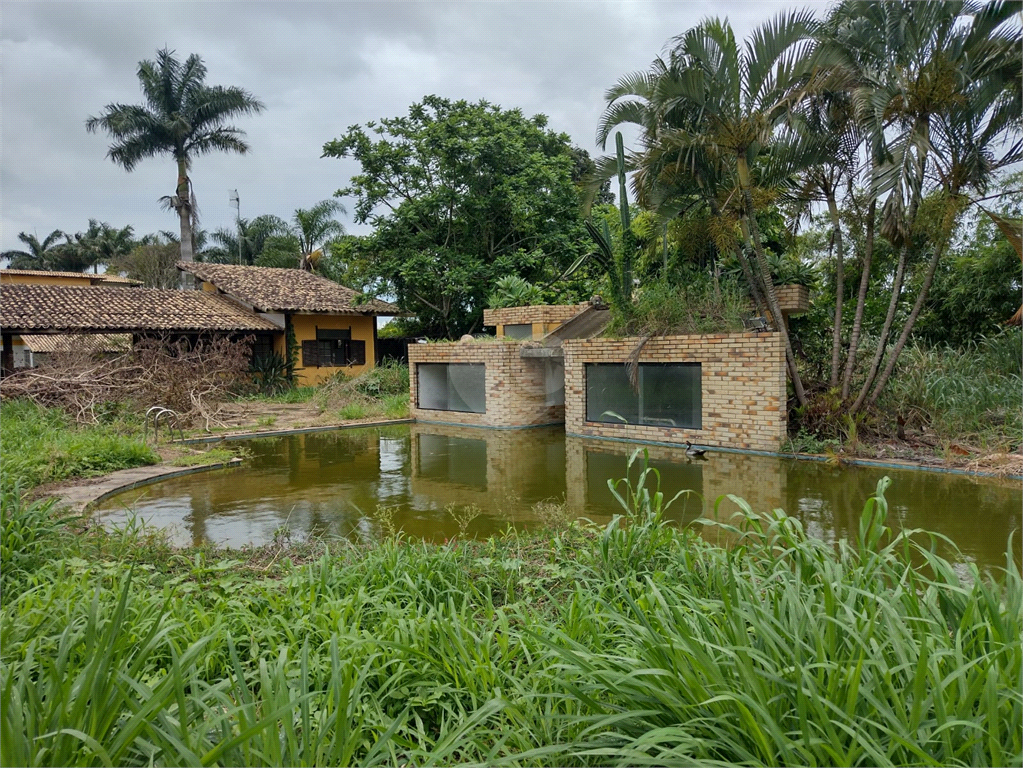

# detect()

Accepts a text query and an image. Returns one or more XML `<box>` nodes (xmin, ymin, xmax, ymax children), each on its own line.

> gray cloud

<box><xmin>2</xmin><ymin>0</ymin><xmax>803</xmax><ymax>253</ymax></box>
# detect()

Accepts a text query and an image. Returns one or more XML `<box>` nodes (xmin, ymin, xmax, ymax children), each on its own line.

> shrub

<box><xmin>487</xmin><ymin>275</ymin><xmax>544</xmax><ymax>309</ymax></box>
<box><xmin>607</xmin><ymin>277</ymin><xmax>748</xmax><ymax>338</ymax></box>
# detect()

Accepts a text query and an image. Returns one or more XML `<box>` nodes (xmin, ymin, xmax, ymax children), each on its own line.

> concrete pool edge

<box><xmin>176</xmin><ymin>418</ymin><xmax>415</xmax><ymax>444</ymax></box>
<box><xmin>52</xmin><ymin>459</ymin><xmax>245</xmax><ymax>513</ymax></box>
<box><xmin>565</xmin><ymin>431</ymin><xmax>1023</xmax><ymax>481</ymax></box>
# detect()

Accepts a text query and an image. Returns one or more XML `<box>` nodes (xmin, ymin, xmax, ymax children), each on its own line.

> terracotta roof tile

<box><xmin>21</xmin><ymin>334</ymin><xmax>131</xmax><ymax>354</ymax></box>
<box><xmin>1</xmin><ymin>284</ymin><xmax>280</xmax><ymax>334</ymax></box>
<box><xmin>179</xmin><ymin>262</ymin><xmax>400</xmax><ymax>315</ymax></box>
<box><xmin>1</xmin><ymin>268</ymin><xmax>141</xmax><ymax>285</ymax></box>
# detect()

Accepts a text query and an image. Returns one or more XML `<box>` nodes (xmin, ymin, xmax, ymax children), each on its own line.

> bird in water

<box><xmin>685</xmin><ymin>441</ymin><xmax>708</xmax><ymax>459</ymax></box>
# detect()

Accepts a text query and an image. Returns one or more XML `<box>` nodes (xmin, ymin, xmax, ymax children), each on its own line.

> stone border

<box><xmin>565</xmin><ymin>430</ymin><xmax>1023</xmax><ymax>481</ymax></box>
<box><xmin>178</xmin><ymin>418</ymin><xmax>415</xmax><ymax>444</ymax></box>
<box><xmin>52</xmin><ymin>459</ymin><xmax>245</xmax><ymax>513</ymax></box>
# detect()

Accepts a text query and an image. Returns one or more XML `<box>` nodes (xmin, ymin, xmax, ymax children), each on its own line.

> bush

<box><xmin>608</xmin><ymin>277</ymin><xmax>748</xmax><ymax>338</ymax></box>
<box><xmin>878</xmin><ymin>328</ymin><xmax>1022</xmax><ymax>446</ymax></box>
<box><xmin>0</xmin><ymin>400</ymin><xmax>158</xmax><ymax>492</ymax></box>
<box><xmin>487</xmin><ymin>275</ymin><xmax>544</xmax><ymax>309</ymax></box>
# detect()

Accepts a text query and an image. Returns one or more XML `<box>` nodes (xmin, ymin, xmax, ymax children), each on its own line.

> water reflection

<box><xmin>93</xmin><ymin>424</ymin><xmax>1021</xmax><ymax>570</ymax></box>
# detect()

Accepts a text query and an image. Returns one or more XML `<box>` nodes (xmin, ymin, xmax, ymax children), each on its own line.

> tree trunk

<box><xmin>865</xmin><ymin>243</ymin><xmax>942</xmax><ymax>407</ymax></box>
<box><xmin>866</xmin><ymin>196</ymin><xmax>962</xmax><ymax>407</ymax></box>
<box><xmin>827</xmin><ymin>190</ymin><xmax>845</xmax><ymax>390</ymax></box>
<box><xmin>176</xmin><ymin>160</ymin><xmax>194</xmax><ymax>289</ymax></box>
<box><xmin>850</xmin><ymin>244</ymin><xmax>907</xmax><ymax>413</ymax></box>
<box><xmin>737</xmin><ymin>157</ymin><xmax>807</xmax><ymax>407</ymax></box>
<box><xmin>738</xmin><ymin>219</ymin><xmax>769</xmax><ymax>317</ymax></box>
<box><xmin>841</xmin><ymin>197</ymin><xmax>876</xmax><ymax>400</ymax></box>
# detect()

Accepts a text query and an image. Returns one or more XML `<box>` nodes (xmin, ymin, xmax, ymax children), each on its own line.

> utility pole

<box><xmin>229</xmin><ymin>189</ymin><xmax>241</xmax><ymax>264</ymax></box>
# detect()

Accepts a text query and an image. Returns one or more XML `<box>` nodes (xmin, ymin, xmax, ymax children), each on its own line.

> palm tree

<box><xmin>788</xmin><ymin>90</ymin><xmax>861</xmax><ymax>390</ymax></box>
<box><xmin>86</xmin><ymin>48</ymin><xmax>264</xmax><ymax>265</ymax></box>
<box><xmin>204</xmin><ymin>214</ymin><xmax>288</xmax><ymax>264</ymax></box>
<box><xmin>292</xmin><ymin>200</ymin><xmax>347</xmax><ymax>271</ymax></box>
<box><xmin>599</xmin><ymin>13</ymin><xmax>831</xmax><ymax>406</ymax></box>
<box><xmin>1</xmin><ymin>230</ymin><xmax>66</xmax><ymax>270</ymax></box>
<box><xmin>820</xmin><ymin>0</ymin><xmax>1021</xmax><ymax>413</ymax></box>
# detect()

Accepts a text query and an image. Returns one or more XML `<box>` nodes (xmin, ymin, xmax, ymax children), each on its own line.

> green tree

<box><xmin>1</xmin><ymin>230</ymin><xmax>67</xmax><ymax>270</ymax></box>
<box><xmin>323</xmin><ymin>95</ymin><xmax>588</xmax><ymax>337</ymax></box>
<box><xmin>203</xmin><ymin>215</ymin><xmax>288</xmax><ymax>265</ymax></box>
<box><xmin>599</xmin><ymin>13</ymin><xmax>829</xmax><ymax>405</ymax></box>
<box><xmin>86</xmin><ymin>48</ymin><xmax>264</xmax><ymax>265</ymax></box>
<box><xmin>822</xmin><ymin>0</ymin><xmax>1021</xmax><ymax>411</ymax></box>
<box><xmin>116</xmin><ymin>241</ymin><xmax>181</xmax><ymax>288</ymax></box>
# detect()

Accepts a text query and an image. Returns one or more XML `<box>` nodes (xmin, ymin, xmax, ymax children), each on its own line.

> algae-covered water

<box><xmin>93</xmin><ymin>424</ymin><xmax>1021</xmax><ymax>571</ymax></box>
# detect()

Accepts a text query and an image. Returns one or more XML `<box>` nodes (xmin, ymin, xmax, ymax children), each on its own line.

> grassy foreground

<box><xmin>0</xmin><ymin>400</ymin><xmax>158</xmax><ymax>495</ymax></box>
<box><xmin>1</xmin><ymin>452</ymin><xmax>1020</xmax><ymax>767</ymax></box>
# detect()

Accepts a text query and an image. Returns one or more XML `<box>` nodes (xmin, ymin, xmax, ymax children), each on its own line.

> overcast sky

<box><xmin>2</xmin><ymin>0</ymin><xmax>806</xmax><ymax>257</ymax></box>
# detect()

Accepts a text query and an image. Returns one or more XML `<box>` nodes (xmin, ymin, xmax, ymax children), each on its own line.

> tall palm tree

<box><xmin>292</xmin><ymin>200</ymin><xmax>347</xmax><ymax>271</ymax></box>
<box><xmin>1</xmin><ymin>230</ymin><xmax>67</xmax><ymax>270</ymax></box>
<box><xmin>86</xmin><ymin>48</ymin><xmax>264</xmax><ymax>265</ymax></box>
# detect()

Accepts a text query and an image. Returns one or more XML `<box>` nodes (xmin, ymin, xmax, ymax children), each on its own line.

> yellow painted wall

<box><xmin>286</xmin><ymin>313</ymin><xmax>376</xmax><ymax>386</ymax></box>
<box><xmin>0</xmin><ymin>273</ymin><xmax>93</xmax><ymax>286</ymax></box>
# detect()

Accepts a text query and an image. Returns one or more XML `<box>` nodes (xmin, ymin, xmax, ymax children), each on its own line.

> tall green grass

<box><xmin>1</xmin><ymin>452</ymin><xmax>1019</xmax><ymax>766</ymax></box>
<box><xmin>880</xmin><ymin>328</ymin><xmax>1022</xmax><ymax>446</ymax></box>
<box><xmin>0</xmin><ymin>400</ymin><xmax>158</xmax><ymax>493</ymax></box>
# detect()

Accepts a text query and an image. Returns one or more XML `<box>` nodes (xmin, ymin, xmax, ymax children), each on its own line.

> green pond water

<box><xmin>93</xmin><ymin>424</ymin><xmax>1022</xmax><ymax>572</ymax></box>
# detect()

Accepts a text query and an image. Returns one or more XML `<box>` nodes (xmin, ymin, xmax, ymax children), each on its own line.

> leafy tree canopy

<box><xmin>323</xmin><ymin>95</ymin><xmax>589</xmax><ymax>337</ymax></box>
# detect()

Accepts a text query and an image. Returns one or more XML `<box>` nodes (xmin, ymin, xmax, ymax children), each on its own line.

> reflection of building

<box><xmin>565</xmin><ymin>435</ymin><xmax>786</xmax><ymax>525</ymax></box>
<box><xmin>409</xmin><ymin>423</ymin><xmax>566</xmax><ymax>513</ymax></box>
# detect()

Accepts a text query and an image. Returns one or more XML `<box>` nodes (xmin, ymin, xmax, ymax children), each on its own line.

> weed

<box><xmin>338</xmin><ymin>403</ymin><xmax>368</xmax><ymax>420</ymax></box>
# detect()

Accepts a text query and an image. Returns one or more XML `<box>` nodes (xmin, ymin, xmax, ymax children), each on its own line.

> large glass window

<box><xmin>503</xmin><ymin>323</ymin><xmax>533</xmax><ymax>339</ymax></box>
<box><xmin>585</xmin><ymin>363</ymin><xmax>701</xmax><ymax>429</ymax></box>
<box><xmin>417</xmin><ymin>363</ymin><xmax>486</xmax><ymax>413</ymax></box>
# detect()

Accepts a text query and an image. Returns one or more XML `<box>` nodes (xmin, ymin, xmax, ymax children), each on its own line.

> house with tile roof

<box><xmin>178</xmin><ymin>263</ymin><xmax>400</xmax><ymax>385</ymax></box>
<box><xmin>0</xmin><ymin>265</ymin><xmax>400</xmax><ymax>382</ymax></box>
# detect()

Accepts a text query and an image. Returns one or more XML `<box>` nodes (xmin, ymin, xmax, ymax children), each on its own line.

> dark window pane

<box><xmin>316</xmin><ymin>328</ymin><xmax>352</xmax><ymax>341</ymax></box>
<box><xmin>640</xmin><ymin>364</ymin><xmax>701</xmax><ymax>429</ymax></box>
<box><xmin>417</xmin><ymin>363</ymin><xmax>486</xmax><ymax>413</ymax></box>
<box><xmin>586</xmin><ymin>364</ymin><xmax>639</xmax><ymax>424</ymax></box>
<box><xmin>504</xmin><ymin>323</ymin><xmax>532</xmax><ymax>340</ymax></box>
<box><xmin>585</xmin><ymin>363</ymin><xmax>701</xmax><ymax>429</ymax></box>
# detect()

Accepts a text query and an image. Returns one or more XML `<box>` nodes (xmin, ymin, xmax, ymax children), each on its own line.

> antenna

<box><xmin>229</xmin><ymin>190</ymin><xmax>241</xmax><ymax>264</ymax></box>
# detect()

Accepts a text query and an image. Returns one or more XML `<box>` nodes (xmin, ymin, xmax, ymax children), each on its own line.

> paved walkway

<box><xmin>52</xmin><ymin>459</ymin><xmax>243</xmax><ymax>512</ymax></box>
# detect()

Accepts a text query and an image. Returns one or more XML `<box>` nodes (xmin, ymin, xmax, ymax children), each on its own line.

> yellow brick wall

<box><xmin>285</xmin><ymin>314</ymin><xmax>376</xmax><ymax>386</ymax></box>
<box><xmin>484</xmin><ymin>304</ymin><xmax>588</xmax><ymax>332</ymax></box>
<box><xmin>563</xmin><ymin>333</ymin><xmax>787</xmax><ymax>452</ymax></box>
<box><xmin>409</xmin><ymin>341</ymin><xmax>564</xmax><ymax>428</ymax></box>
